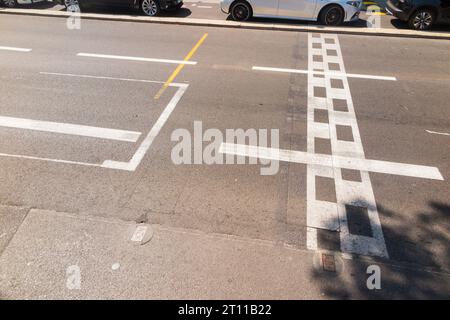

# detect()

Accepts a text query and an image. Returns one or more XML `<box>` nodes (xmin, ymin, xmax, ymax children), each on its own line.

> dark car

<box><xmin>386</xmin><ymin>0</ymin><xmax>450</xmax><ymax>30</ymax></box>
<box><xmin>61</xmin><ymin>0</ymin><xmax>183</xmax><ymax>16</ymax></box>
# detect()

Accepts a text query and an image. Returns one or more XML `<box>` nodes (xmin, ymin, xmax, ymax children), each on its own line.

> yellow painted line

<box><xmin>154</xmin><ymin>33</ymin><xmax>208</xmax><ymax>99</ymax></box>
<box><xmin>363</xmin><ymin>1</ymin><xmax>377</xmax><ymax>4</ymax></box>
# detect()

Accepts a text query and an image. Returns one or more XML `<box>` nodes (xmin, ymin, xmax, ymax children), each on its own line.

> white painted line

<box><xmin>77</xmin><ymin>53</ymin><xmax>197</xmax><ymax>65</ymax></box>
<box><xmin>198</xmin><ymin>5</ymin><xmax>213</xmax><ymax>8</ymax></box>
<box><xmin>219</xmin><ymin>143</ymin><xmax>444</xmax><ymax>181</ymax></box>
<box><xmin>0</xmin><ymin>116</ymin><xmax>141</xmax><ymax>142</ymax></box>
<box><xmin>40</xmin><ymin>72</ymin><xmax>165</xmax><ymax>84</ymax></box>
<box><xmin>426</xmin><ymin>130</ymin><xmax>450</xmax><ymax>137</ymax></box>
<box><xmin>0</xmin><ymin>152</ymin><xmax>101</xmax><ymax>167</ymax></box>
<box><xmin>252</xmin><ymin>66</ymin><xmax>397</xmax><ymax>81</ymax></box>
<box><xmin>102</xmin><ymin>83</ymin><xmax>189</xmax><ymax>171</ymax></box>
<box><xmin>0</xmin><ymin>46</ymin><xmax>32</xmax><ymax>52</ymax></box>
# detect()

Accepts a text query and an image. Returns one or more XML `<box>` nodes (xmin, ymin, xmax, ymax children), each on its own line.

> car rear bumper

<box><xmin>220</xmin><ymin>0</ymin><xmax>232</xmax><ymax>14</ymax></box>
<box><xmin>386</xmin><ymin>0</ymin><xmax>409</xmax><ymax>21</ymax></box>
<box><xmin>343</xmin><ymin>3</ymin><xmax>361</xmax><ymax>22</ymax></box>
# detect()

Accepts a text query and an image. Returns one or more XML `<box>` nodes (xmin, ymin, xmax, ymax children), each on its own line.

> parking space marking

<box><xmin>0</xmin><ymin>152</ymin><xmax>102</xmax><ymax>168</ymax></box>
<box><xmin>40</xmin><ymin>72</ymin><xmax>166</xmax><ymax>84</ymax></box>
<box><xmin>0</xmin><ymin>116</ymin><xmax>141</xmax><ymax>142</ymax></box>
<box><xmin>77</xmin><ymin>53</ymin><xmax>197</xmax><ymax>65</ymax></box>
<box><xmin>0</xmin><ymin>73</ymin><xmax>188</xmax><ymax>171</ymax></box>
<box><xmin>154</xmin><ymin>33</ymin><xmax>208</xmax><ymax>99</ymax></box>
<box><xmin>426</xmin><ymin>130</ymin><xmax>450</xmax><ymax>136</ymax></box>
<box><xmin>0</xmin><ymin>46</ymin><xmax>32</xmax><ymax>52</ymax></box>
<box><xmin>252</xmin><ymin>66</ymin><xmax>397</xmax><ymax>81</ymax></box>
<box><xmin>219</xmin><ymin>143</ymin><xmax>444</xmax><ymax>180</ymax></box>
<box><xmin>104</xmin><ymin>83</ymin><xmax>188</xmax><ymax>171</ymax></box>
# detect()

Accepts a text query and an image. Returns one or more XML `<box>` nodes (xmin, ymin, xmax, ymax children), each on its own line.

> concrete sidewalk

<box><xmin>0</xmin><ymin>207</ymin><xmax>449</xmax><ymax>299</ymax></box>
<box><xmin>1</xmin><ymin>7</ymin><xmax>450</xmax><ymax>40</ymax></box>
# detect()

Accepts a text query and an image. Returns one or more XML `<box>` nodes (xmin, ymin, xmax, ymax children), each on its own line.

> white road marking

<box><xmin>252</xmin><ymin>66</ymin><xmax>397</xmax><ymax>81</ymax></box>
<box><xmin>77</xmin><ymin>53</ymin><xmax>197</xmax><ymax>65</ymax></box>
<box><xmin>0</xmin><ymin>73</ymin><xmax>187</xmax><ymax>170</ymax></box>
<box><xmin>102</xmin><ymin>83</ymin><xmax>189</xmax><ymax>171</ymax></box>
<box><xmin>0</xmin><ymin>116</ymin><xmax>141</xmax><ymax>142</ymax></box>
<box><xmin>0</xmin><ymin>46</ymin><xmax>32</xmax><ymax>52</ymax></box>
<box><xmin>40</xmin><ymin>72</ymin><xmax>165</xmax><ymax>84</ymax></box>
<box><xmin>0</xmin><ymin>152</ymin><xmax>102</xmax><ymax>167</ymax></box>
<box><xmin>198</xmin><ymin>5</ymin><xmax>213</xmax><ymax>8</ymax></box>
<box><xmin>308</xmin><ymin>34</ymin><xmax>393</xmax><ymax>257</ymax></box>
<box><xmin>426</xmin><ymin>130</ymin><xmax>450</xmax><ymax>136</ymax></box>
<box><xmin>306</xmin><ymin>34</ymin><xmax>390</xmax><ymax>258</ymax></box>
<box><xmin>219</xmin><ymin>143</ymin><xmax>444</xmax><ymax>180</ymax></box>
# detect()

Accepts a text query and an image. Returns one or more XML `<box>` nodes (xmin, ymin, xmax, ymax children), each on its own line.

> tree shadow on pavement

<box><xmin>311</xmin><ymin>199</ymin><xmax>450</xmax><ymax>299</ymax></box>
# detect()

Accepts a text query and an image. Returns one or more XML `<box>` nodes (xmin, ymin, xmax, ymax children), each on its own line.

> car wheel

<box><xmin>2</xmin><ymin>0</ymin><xmax>17</xmax><ymax>8</ymax></box>
<box><xmin>141</xmin><ymin>0</ymin><xmax>160</xmax><ymax>16</ymax></box>
<box><xmin>230</xmin><ymin>1</ymin><xmax>252</xmax><ymax>22</ymax></box>
<box><xmin>408</xmin><ymin>9</ymin><xmax>435</xmax><ymax>30</ymax></box>
<box><xmin>319</xmin><ymin>5</ymin><xmax>345</xmax><ymax>26</ymax></box>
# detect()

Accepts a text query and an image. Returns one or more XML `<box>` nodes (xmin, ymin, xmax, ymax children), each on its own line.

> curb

<box><xmin>1</xmin><ymin>8</ymin><xmax>450</xmax><ymax>40</ymax></box>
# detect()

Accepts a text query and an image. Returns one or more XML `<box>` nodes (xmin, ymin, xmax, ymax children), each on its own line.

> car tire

<box><xmin>1</xmin><ymin>0</ymin><xmax>17</xmax><ymax>8</ymax></box>
<box><xmin>141</xmin><ymin>0</ymin><xmax>160</xmax><ymax>16</ymax></box>
<box><xmin>230</xmin><ymin>1</ymin><xmax>252</xmax><ymax>22</ymax></box>
<box><xmin>408</xmin><ymin>8</ymin><xmax>435</xmax><ymax>30</ymax></box>
<box><xmin>319</xmin><ymin>5</ymin><xmax>345</xmax><ymax>26</ymax></box>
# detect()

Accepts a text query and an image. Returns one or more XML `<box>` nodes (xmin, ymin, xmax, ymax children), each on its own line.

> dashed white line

<box><xmin>0</xmin><ymin>46</ymin><xmax>32</xmax><ymax>52</ymax></box>
<box><xmin>0</xmin><ymin>116</ymin><xmax>142</xmax><ymax>142</ymax></box>
<box><xmin>77</xmin><ymin>53</ymin><xmax>197</xmax><ymax>65</ymax></box>
<box><xmin>426</xmin><ymin>130</ymin><xmax>450</xmax><ymax>136</ymax></box>
<box><xmin>252</xmin><ymin>66</ymin><xmax>397</xmax><ymax>81</ymax></box>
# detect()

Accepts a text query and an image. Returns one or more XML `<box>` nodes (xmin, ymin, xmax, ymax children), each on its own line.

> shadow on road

<box><xmin>311</xmin><ymin>199</ymin><xmax>450</xmax><ymax>299</ymax></box>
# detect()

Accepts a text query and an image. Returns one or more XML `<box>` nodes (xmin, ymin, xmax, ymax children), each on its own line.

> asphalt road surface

<box><xmin>0</xmin><ymin>13</ymin><xmax>449</xmax><ymax>299</ymax></box>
